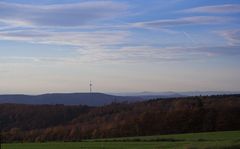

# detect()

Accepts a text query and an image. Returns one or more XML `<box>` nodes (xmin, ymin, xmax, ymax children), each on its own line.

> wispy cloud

<box><xmin>66</xmin><ymin>45</ymin><xmax>240</xmax><ymax>63</ymax></box>
<box><xmin>0</xmin><ymin>1</ymin><xmax>239</xmax><ymax>65</ymax></box>
<box><xmin>1</xmin><ymin>28</ymin><xmax>239</xmax><ymax>64</ymax></box>
<box><xmin>0</xmin><ymin>1</ymin><xmax>127</xmax><ymax>27</ymax></box>
<box><xmin>217</xmin><ymin>29</ymin><xmax>240</xmax><ymax>45</ymax></box>
<box><xmin>1</xmin><ymin>43</ymin><xmax>239</xmax><ymax>64</ymax></box>
<box><xmin>0</xmin><ymin>29</ymin><xmax>129</xmax><ymax>48</ymax></box>
<box><xmin>0</xmin><ymin>56</ymin><xmax>79</xmax><ymax>64</ymax></box>
<box><xmin>182</xmin><ymin>4</ymin><xmax>240</xmax><ymax>14</ymax></box>
<box><xmin>132</xmin><ymin>16</ymin><xmax>232</xmax><ymax>29</ymax></box>
<box><xmin>0</xmin><ymin>28</ymin><xmax>130</xmax><ymax>63</ymax></box>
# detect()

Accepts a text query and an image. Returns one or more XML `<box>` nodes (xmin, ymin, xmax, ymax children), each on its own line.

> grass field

<box><xmin>2</xmin><ymin>131</ymin><xmax>240</xmax><ymax>149</ymax></box>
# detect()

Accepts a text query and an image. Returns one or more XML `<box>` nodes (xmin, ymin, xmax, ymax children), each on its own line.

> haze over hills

<box><xmin>111</xmin><ymin>91</ymin><xmax>240</xmax><ymax>99</ymax></box>
<box><xmin>0</xmin><ymin>91</ymin><xmax>239</xmax><ymax>106</ymax></box>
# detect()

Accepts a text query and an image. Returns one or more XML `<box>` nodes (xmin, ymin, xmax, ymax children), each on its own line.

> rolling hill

<box><xmin>0</xmin><ymin>93</ymin><xmax>142</xmax><ymax>106</ymax></box>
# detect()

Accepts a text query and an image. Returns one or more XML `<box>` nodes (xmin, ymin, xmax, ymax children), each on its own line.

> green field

<box><xmin>2</xmin><ymin>131</ymin><xmax>240</xmax><ymax>149</ymax></box>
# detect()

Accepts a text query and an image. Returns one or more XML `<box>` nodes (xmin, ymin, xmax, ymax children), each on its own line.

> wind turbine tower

<box><xmin>90</xmin><ymin>81</ymin><xmax>93</xmax><ymax>93</ymax></box>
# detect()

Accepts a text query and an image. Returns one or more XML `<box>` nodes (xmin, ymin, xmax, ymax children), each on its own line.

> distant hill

<box><xmin>1</xmin><ymin>91</ymin><xmax>239</xmax><ymax>106</ymax></box>
<box><xmin>0</xmin><ymin>93</ymin><xmax>142</xmax><ymax>106</ymax></box>
<box><xmin>112</xmin><ymin>91</ymin><xmax>240</xmax><ymax>99</ymax></box>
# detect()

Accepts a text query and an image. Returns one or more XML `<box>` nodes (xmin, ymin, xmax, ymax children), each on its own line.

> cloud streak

<box><xmin>98</xmin><ymin>45</ymin><xmax>240</xmax><ymax>63</ymax></box>
<box><xmin>1</xmin><ymin>41</ymin><xmax>239</xmax><ymax>64</ymax></box>
<box><xmin>1</xmin><ymin>28</ymin><xmax>239</xmax><ymax>64</ymax></box>
<box><xmin>56</xmin><ymin>45</ymin><xmax>240</xmax><ymax>63</ymax></box>
<box><xmin>0</xmin><ymin>29</ymin><xmax>129</xmax><ymax>48</ymax></box>
<box><xmin>0</xmin><ymin>1</ymin><xmax>127</xmax><ymax>27</ymax></box>
<box><xmin>182</xmin><ymin>4</ymin><xmax>240</xmax><ymax>14</ymax></box>
<box><xmin>217</xmin><ymin>29</ymin><xmax>240</xmax><ymax>45</ymax></box>
<box><xmin>133</xmin><ymin>16</ymin><xmax>232</xmax><ymax>29</ymax></box>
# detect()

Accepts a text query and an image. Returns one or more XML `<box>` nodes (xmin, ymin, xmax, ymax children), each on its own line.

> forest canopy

<box><xmin>1</xmin><ymin>95</ymin><xmax>240</xmax><ymax>142</ymax></box>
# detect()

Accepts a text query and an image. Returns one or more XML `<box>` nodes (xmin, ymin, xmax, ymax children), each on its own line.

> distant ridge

<box><xmin>0</xmin><ymin>93</ymin><xmax>141</xmax><ymax>106</ymax></box>
<box><xmin>111</xmin><ymin>91</ymin><xmax>240</xmax><ymax>99</ymax></box>
<box><xmin>1</xmin><ymin>91</ymin><xmax>239</xmax><ymax>106</ymax></box>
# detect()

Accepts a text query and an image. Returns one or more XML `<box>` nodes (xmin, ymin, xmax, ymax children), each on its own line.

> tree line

<box><xmin>1</xmin><ymin>94</ymin><xmax>240</xmax><ymax>142</ymax></box>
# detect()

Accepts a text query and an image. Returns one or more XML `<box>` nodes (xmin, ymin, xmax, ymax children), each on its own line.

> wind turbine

<box><xmin>90</xmin><ymin>81</ymin><xmax>93</xmax><ymax>93</ymax></box>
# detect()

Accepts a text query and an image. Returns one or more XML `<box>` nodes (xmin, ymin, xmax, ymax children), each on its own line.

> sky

<box><xmin>0</xmin><ymin>0</ymin><xmax>240</xmax><ymax>94</ymax></box>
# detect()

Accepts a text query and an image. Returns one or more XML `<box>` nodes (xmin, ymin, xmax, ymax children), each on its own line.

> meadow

<box><xmin>2</xmin><ymin>131</ymin><xmax>240</xmax><ymax>149</ymax></box>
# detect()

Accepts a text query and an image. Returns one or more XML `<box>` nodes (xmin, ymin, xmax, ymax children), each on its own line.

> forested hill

<box><xmin>1</xmin><ymin>94</ymin><xmax>240</xmax><ymax>142</ymax></box>
<box><xmin>0</xmin><ymin>93</ymin><xmax>141</xmax><ymax>106</ymax></box>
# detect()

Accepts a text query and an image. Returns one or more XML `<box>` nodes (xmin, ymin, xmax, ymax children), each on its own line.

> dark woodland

<box><xmin>0</xmin><ymin>95</ymin><xmax>240</xmax><ymax>143</ymax></box>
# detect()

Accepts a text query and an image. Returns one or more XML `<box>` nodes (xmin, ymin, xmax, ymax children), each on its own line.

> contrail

<box><xmin>183</xmin><ymin>31</ymin><xmax>198</xmax><ymax>45</ymax></box>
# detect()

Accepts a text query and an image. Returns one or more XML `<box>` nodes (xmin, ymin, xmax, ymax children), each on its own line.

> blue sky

<box><xmin>0</xmin><ymin>0</ymin><xmax>240</xmax><ymax>94</ymax></box>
